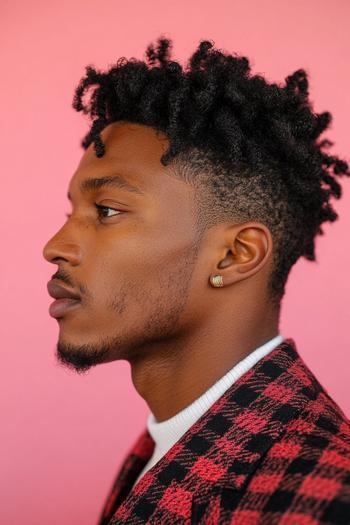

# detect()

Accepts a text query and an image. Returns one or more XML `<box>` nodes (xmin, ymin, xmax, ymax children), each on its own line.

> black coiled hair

<box><xmin>72</xmin><ymin>36</ymin><xmax>350</xmax><ymax>308</ymax></box>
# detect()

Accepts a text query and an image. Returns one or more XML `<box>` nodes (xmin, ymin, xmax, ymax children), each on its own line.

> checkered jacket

<box><xmin>97</xmin><ymin>338</ymin><xmax>350</xmax><ymax>524</ymax></box>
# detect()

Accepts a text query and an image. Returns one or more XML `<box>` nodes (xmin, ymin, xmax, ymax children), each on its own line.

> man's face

<box><xmin>43</xmin><ymin>122</ymin><xmax>204</xmax><ymax>373</ymax></box>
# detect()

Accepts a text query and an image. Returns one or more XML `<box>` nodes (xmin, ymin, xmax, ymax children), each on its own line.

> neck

<box><xmin>129</xmin><ymin>300</ymin><xmax>280</xmax><ymax>422</ymax></box>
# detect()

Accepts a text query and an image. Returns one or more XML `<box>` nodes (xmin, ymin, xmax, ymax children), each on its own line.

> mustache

<box><xmin>51</xmin><ymin>268</ymin><xmax>75</xmax><ymax>287</ymax></box>
<box><xmin>51</xmin><ymin>269</ymin><xmax>91</xmax><ymax>300</ymax></box>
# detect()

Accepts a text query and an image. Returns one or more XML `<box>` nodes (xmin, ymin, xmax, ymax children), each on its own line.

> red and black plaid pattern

<box><xmin>97</xmin><ymin>338</ymin><xmax>350</xmax><ymax>524</ymax></box>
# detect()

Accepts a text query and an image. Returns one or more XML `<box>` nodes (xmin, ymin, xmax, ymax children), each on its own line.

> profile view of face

<box><xmin>43</xmin><ymin>122</ymin><xmax>204</xmax><ymax>373</ymax></box>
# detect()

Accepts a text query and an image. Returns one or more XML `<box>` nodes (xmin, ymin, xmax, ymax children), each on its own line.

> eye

<box><xmin>65</xmin><ymin>205</ymin><xmax>121</xmax><ymax>220</ymax></box>
<box><xmin>94</xmin><ymin>204</ymin><xmax>121</xmax><ymax>220</ymax></box>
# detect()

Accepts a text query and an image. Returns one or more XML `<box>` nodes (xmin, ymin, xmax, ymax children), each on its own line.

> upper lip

<box><xmin>47</xmin><ymin>280</ymin><xmax>81</xmax><ymax>301</ymax></box>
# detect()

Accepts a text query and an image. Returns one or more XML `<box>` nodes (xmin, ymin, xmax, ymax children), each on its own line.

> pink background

<box><xmin>2</xmin><ymin>1</ymin><xmax>349</xmax><ymax>523</ymax></box>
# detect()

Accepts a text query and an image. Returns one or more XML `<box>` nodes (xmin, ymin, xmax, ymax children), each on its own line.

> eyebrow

<box><xmin>67</xmin><ymin>174</ymin><xmax>145</xmax><ymax>201</ymax></box>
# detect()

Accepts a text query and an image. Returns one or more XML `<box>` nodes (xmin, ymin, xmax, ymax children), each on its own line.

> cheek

<box><xmin>84</xmin><ymin>237</ymin><xmax>155</xmax><ymax>300</ymax></box>
<box><xmin>83</xmin><ymin>211</ymin><xmax>195</xmax><ymax>298</ymax></box>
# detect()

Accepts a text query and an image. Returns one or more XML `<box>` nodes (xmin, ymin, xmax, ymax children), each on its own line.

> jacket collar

<box><xmin>98</xmin><ymin>337</ymin><xmax>319</xmax><ymax>524</ymax></box>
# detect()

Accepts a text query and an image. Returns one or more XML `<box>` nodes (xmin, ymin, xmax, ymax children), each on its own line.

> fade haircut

<box><xmin>72</xmin><ymin>36</ymin><xmax>350</xmax><ymax>308</ymax></box>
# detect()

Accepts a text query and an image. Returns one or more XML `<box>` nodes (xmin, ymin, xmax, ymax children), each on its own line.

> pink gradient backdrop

<box><xmin>1</xmin><ymin>1</ymin><xmax>349</xmax><ymax>523</ymax></box>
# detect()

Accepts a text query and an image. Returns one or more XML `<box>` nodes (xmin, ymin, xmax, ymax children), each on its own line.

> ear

<box><xmin>213</xmin><ymin>222</ymin><xmax>273</xmax><ymax>287</ymax></box>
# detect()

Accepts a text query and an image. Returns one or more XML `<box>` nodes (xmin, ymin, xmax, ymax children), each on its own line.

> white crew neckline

<box><xmin>132</xmin><ymin>333</ymin><xmax>285</xmax><ymax>488</ymax></box>
<box><xmin>147</xmin><ymin>334</ymin><xmax>284</xmax><ymax>450</ymax></box>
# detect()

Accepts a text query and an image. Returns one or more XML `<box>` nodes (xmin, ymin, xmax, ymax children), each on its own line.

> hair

<box><xmin>72</xmin><ymin>35</ymin><xmax>350</xmax><ymax>309</ymax></box>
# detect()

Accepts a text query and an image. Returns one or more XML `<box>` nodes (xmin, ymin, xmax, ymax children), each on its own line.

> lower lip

<box><xmin>49</xmin><ymin>298</ymin><xmax>81</xmax><ymax>319</ymax></box>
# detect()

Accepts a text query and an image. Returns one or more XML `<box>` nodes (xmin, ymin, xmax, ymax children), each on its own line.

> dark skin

<box><xmin>43</xmin><ymin>121</ymin><xmax>280</xmax><ymax>422</ymax></box>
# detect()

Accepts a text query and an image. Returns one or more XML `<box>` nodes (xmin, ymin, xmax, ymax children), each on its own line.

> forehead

<box><xmin>70</xmin><ymin>121</ymin><xmax>173</xmax><ymax>193</ymax></box>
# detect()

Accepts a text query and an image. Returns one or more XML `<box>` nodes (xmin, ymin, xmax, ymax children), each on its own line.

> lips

<box><xmin>47</xmin><ymin>280</ymin><xmax>81</xmax><ymax>301</ymax></box>
<box><xmin>47</xmin><ymin>280</ymin><xmax>81</xmax><ymax>319</ymax></box>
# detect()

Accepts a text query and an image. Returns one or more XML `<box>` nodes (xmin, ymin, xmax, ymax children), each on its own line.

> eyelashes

<box><xmin>65</xmin><ymin>204</ymin><xmax>122</xmax><ymax>221</ymax></box>
<box><xmin>94</xmin><ymin>204</ymin><xmax>121</xmax><ymax>219</ymax></box>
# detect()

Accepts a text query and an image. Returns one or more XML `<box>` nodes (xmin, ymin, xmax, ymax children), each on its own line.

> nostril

<box><xmin>42</xmin><ymin>242</ymin><xmax>82</xmax><ymax>266</ymax></box>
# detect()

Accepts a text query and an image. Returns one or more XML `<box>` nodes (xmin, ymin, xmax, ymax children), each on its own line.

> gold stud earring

<box><xmin>210</xmin><ymin>274</ymin><xmax>224</xmax><ymax>287</ymax></box>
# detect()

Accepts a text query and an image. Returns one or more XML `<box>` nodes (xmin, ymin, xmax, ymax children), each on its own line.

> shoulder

<box><xmin>236</xmin><ymin>388</ymin><xmax>350</xmax><ymax>523</ymax></box>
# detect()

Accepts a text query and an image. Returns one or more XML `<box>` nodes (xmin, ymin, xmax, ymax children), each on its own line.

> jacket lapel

<box><xmin>97</xmin><ymin>428</ymin><xmax>155</xmax><ymax>525</ymax></box>
<box><xmin>98</xmin><ymin>337</ymin><xmax>320</xmax><ymax>524</ymax></box>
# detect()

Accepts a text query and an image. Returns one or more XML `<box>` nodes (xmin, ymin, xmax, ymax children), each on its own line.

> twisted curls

<box><xmin>72</xmin><ymin>36</ymin><xmax>350</xmax><ymax>307</ymax></box>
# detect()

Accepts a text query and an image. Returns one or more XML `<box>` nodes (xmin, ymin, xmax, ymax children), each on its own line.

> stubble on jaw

<box><xmin>54</xmin><ymin>236</ymin><xmax>202</xmax><ymax>375</ymax></box>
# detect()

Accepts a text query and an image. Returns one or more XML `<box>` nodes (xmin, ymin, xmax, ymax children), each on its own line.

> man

<box><xmin>43</xmin><ymin>37</ymin><xmax>350</xmax><ymax>524</ymax></box>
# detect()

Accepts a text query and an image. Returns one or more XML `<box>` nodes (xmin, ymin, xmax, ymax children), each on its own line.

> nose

<box><xmin>42</xmin><ymin>233</ymin><xmax>82</xmax><ymax>266</ymax></box>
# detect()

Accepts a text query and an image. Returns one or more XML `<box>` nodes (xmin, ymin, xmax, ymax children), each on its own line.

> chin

<box><xmin>55</xmin><ymin>338</ymin><xmax>110</xmax><ymax>374</ymax></box>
